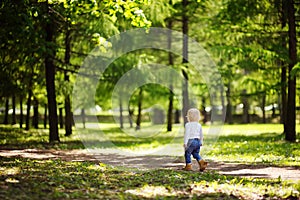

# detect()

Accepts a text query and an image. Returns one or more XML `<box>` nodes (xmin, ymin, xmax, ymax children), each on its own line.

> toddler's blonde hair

<box><xmin>187</xmin><ymin>108</ymin><xmax>201</xmax><ymax>122</ymax></box>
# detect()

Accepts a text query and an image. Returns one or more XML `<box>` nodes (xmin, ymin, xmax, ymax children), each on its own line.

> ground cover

<box><xmin>0</xmin><ymin>124</ymin><xmax>299</xmax><ymax>199</ymax></box>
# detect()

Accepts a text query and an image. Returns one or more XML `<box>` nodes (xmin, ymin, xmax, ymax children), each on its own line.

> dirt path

<box><xmin>1</xmin><ymin>149</ymin><xmax>299</xmax><ymax>181</ymax></box>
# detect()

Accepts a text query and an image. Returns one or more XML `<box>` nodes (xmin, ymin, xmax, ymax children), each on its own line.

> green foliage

<box><xmin>291</xmin><ymin>62</ymin><xmax>300</xmax><ymax>78</ymax></box>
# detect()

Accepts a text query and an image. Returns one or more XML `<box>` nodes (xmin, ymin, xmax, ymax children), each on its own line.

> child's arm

<box><xmin>200</xmin><ymin>125</ymin><xmax>204</xmax><ymax>145</ymax></box>
<box><xmin>183</xmin><ymin>123</ymin><xmax>189</xmax><ymax>149</ymax></box>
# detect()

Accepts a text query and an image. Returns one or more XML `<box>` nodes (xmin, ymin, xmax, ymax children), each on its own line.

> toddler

<box><xmin>183</xmin><ymin>108</ymin><xmax>208</xmax><ymax>171</ymax></box>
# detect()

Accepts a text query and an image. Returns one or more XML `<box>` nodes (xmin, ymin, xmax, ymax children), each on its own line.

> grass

<box><xmin>74</xmin><ymin>123</ymin><xmax>300</xmax><ymax>166</ymax></box>
<box><xmin>0</xmin><ymin>123</ymin><xmax>300</xmax><ymax>199</ymax></box>
<box><xmin>207</xmin><ymin>124</ymin><xmax>300</xmax><ymax>166</ymax></box>
<box><xmin>1</xmin><ymin>157</ymin><xmax>299</xmax><ymax>200</ymax></box>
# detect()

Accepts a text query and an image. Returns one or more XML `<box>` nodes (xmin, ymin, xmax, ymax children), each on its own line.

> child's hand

<box><xmin>183</xmin><ymin>144</ymin><xmax>187</xmax><ymax>150</ymax></box>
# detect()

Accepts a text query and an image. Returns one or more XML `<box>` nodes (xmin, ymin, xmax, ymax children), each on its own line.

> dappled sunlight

<box><xmin>125</xmin><ymin>185</ymin><xmax>176</xmax><ymax>198</ymax></box>
<box><xmin>0</xmin><ymin>166</ymin><xmax>20</xmax><ymax>176</ymax></box>
<box><xmin>75</xmin><ymin>122</ymin><xmax>185</xmax><ymax>156</ymax></box>
<box><xmin>74</xmin><ymin>122</ymin><xmax>221</xmax><ymax>157</ymax></box>
<box><xmin>0</xmin><ymin>125</ymin><xmax>300</xmax><ymax>199</ymax></box>
<box><xmin>0</xmin><ymin>149</ymin><xmax>97</xmax><ymax>162</ymax></box>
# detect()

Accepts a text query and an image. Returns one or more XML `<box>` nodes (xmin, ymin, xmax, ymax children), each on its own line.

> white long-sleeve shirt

<box><xmin>184</xmin><ymin>122</ymin><xmax>203</xmax><ymax>145</ymax></box>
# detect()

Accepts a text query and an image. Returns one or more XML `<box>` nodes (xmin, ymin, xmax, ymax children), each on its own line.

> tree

<box><xmin>181</xmin><ymin>0</ymin><xmax>190</xmax><ymax>125</ymax></box>
<box><xmin>285</xmin><ymin>0</ymin><xmax>297</xmax><ymax>142</ymax></box>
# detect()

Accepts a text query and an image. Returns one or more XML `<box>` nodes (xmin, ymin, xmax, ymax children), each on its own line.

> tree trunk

<box><xmin>12</xmin><ymin>95</ymin><xmax>16</xmax><ymax>125</ymax></box>
<box><xmin>136</xmin><ymin>88</ymin><xmax>143</xmax><ymax>130</ymax></box>
<box><xmin>3</xmin><ymin>97</ymin><xmax>9</xmax><ymax>124</ymax></box>
<box><xmin>201</xmin><ymin>98</ymin><xmax>208</xmax><ymax>124</ymax></box>
<box><xmin>281</xmin><ymin>0</ymin><xmax>288</xmax><ymax>127</ymax></box>
<box><xmin>20</xmin><ymin>96</ymin><xmax>23</xmax><ymax>128</ymax></box>
<box><xmin>174</xmin><ymin>109</ymin><xmax>180</xmax><ymax>124</ymax></box>
<box><xmin>25</xmin><ymin>89</ymin><xmax>32</xmax><ymax>130</ymax></box>
<box><xmin>242</xmin><ymin>89</ymin><xmax>250</xmax><ymax>123</ymax></box>
<box><xmin>167</xmin><ymin>84</ymin><xmax>174</xmax><ymax>131</ymax></box>
<box><xmin>64</xmin><ymin>93</ymin><xmax>72</xmax><ymax>136</ymax></box>
<box><xmin>64</xmin><ymin>73</ymin><xmax>72</xmax><ymax>136</ymax></box>
<box><xmin>64</xmin><ymin>28</ymin><xmax>72</xmax><ymax>136</ymax></box>
<box><xmin>44</xmin><ymin>104</ymin><xmax>47</xmax><ymax>129</ymax></box>
<box><xmin>45</xmin><ymin>2</ymin><xmax>59</xmax><ymax>142</ymax></box>
<box><xmin>128</xmin><ymin>106</ymin><xmax>134</xmax><ymax>128</ymax></box>
<box><xmin>32</xmin><ymin>97</ymin><xmax>39</xmax><ymax>129</ymax></box>
<box><xmin>285</xmin><ymin>0</ymin><xmax>297</xmax><ymax>142</ymax></box>
<box><xmin>167</xmin><ymin>19</ymin><xmax>174</xmax><ymax>132</ymax></box>
<box><xmin>59</xmin><ymin>107</ymin><xmax>64</xmax><ymax>129</ymax></box>
<box><xmin>182</xmin><ymin>0</ymin><xmax>189</xmax><ymax>125</ymax></box>
<box><xmin>119</xmin><ymin>97</ymin><xmax>124</xmax><ymax>129</ymax></box>
<box><xmin>226</xmin><ymin>82</ymin><xmax>233</xmax><ymax>124</ymax></box>
<box><xmin>261</xmin><ymin>94</ymin><xmax>266</xmax><ymax>124</ymax></box>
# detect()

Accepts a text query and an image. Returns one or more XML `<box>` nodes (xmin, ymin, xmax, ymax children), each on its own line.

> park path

<box><xmin>0</xmin><ymin>148</ymin><xmax>299</xmax><ymax>181</ymax></box>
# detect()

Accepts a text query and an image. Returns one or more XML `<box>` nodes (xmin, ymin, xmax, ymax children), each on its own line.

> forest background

<box><xmin>0</xmin><ymin>0</ymin><xmax>299</xmax><ymax>142</ymax></box>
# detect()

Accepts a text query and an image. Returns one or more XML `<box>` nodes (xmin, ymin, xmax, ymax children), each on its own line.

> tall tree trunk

<box><xmin>20</xmin><ymin>96</ymin><xmax>23</xmax><ymax>128</ymax></box>
<box><xmin>64</xmin><ymin>28</ymin><xmax>72</xmax><ymax>136</ymax></box>
<box><xmin>285</xmin><ymin>0</ymin><xmax>297</xmax><ymax>142</ymax></box>
<box><xmin>32</xmin><ymin>97</ymin><xmax>39</xmax><ymax>129</ymax></box>
<box><xmin>12</xmin><ymin>95</ymin><xmax>16</xmax><ymax>125</ymax></box>
<box><xmin>226</xmin><ymin>82</ymin><xmax>233</xmax><ymax>124</ymax></box>
<box><xmin>64</xmin><ymin>92</ymin><xmax>72</xmax><ymax>136</ymax></box>
<box><xmin>182</xmin><ymin>0</ymin><xmax>189</xmax><ymax>125</ymax></box>
<box><xmin>45</xmin><ymin>2</ymin><xmax>59</xmax><ymax>142</ymax></box>
<box><xmin>44</xmin><ymin>104</ymin><xmax>47</xmax><ymax>129</ymax></box>
<box><xmin>136</xmin><ymin>88</ymin><xmax>143</xmax><ymax>130</ymax></box>
<box><xmin>64</xmin><ymin>80</ymin><xmax>72</xmax><ymax>136</ymax></box>
<box><xmin>281</xmin><ymin>0</ymin><xmax>288</xmax><ymax>127</ymax></box>
<box><xmin>25</xmin><ymin>89</ymin><xmax>32</xmax><ymax>130</ymax></box>
<box><xmin>167</xmin><ymin>85</ymin><xmax>174</xmax><ymax>131</ymax></box>
<box><xmin>167</xmin><ymin>19</ymin><xmax>174</xmax><ymax>132</ymax></box>
<box><xmin>3</xmin><ymin>97</ymin><xmax>9</xmax><ymax>124</ymax></box>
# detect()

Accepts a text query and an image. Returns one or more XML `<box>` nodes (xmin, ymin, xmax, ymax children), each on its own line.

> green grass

<box><xmin>73</xmin><ymin>123</ymin><xmax>300</xmax><ymax>166</ymax></box>
<box><xmin>0</xmin><ymin>124</ymin><xmax>300</xmax><ymax>199</ymax></box>
<box><xmin>207</xmin><ymin>124</ymin><xmax>300</xmax><ymax>166</ymax></box>
<box><xmin>1</xmin><ymin>123</ymin><xmax>299</xmax><ymax>166</ymax></box>
<box><xmin>0</xmin><ymin>125</ymin><xmax>84</xmax><ymax>150</ymax></box>
<box><xmin>0</xmin><ymin>157</ymin><xmax>299</xmax><ymax>200</ymax></box>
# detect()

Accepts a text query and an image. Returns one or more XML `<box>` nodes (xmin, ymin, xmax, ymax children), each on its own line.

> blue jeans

<box><xmin>185</xmin><ymin>138</ymin><xmax>202</xmax><ymax>164</ymax></box>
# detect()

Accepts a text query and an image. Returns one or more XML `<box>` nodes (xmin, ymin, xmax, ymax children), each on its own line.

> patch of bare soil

<box><xmin>1</xmin><ymin>149</ymin><xmax>299</xmax><ymax>181</ymax></box>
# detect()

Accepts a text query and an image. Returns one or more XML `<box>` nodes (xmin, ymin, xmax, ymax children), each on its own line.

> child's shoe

<box><xmin>198</xmin><ymin>159</ymin><xmax>208</xmax><ymax>172</ymax></box>
<box><xmin>182</xmin><ymin>163</ymin><xmax>192</xmax><ymax>171</ymax></box>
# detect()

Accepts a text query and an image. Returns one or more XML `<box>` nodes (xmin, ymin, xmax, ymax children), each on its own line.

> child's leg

<box><xmin>183</xmin><ymin>141</ymin><xmax>193</xmax><ymax>170</ymax></box>
<box><xmin>191</xmin><ymin>140</ymin><xmax>208</xmax><ymax>171</ymax></box>
<box><xmin>191</xmin><ymin>147</ymin><xmax>201</xmax><ymax>161</ymax></box>
<box><xmin>184</xmin><ymin>148</ymin><xmax>192</xmax><ymax>164</ymax></box>
<box><xmin>191</xmin><ymin>140</ymin><xmax>201</xmax><ymax>161</ymax></box>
